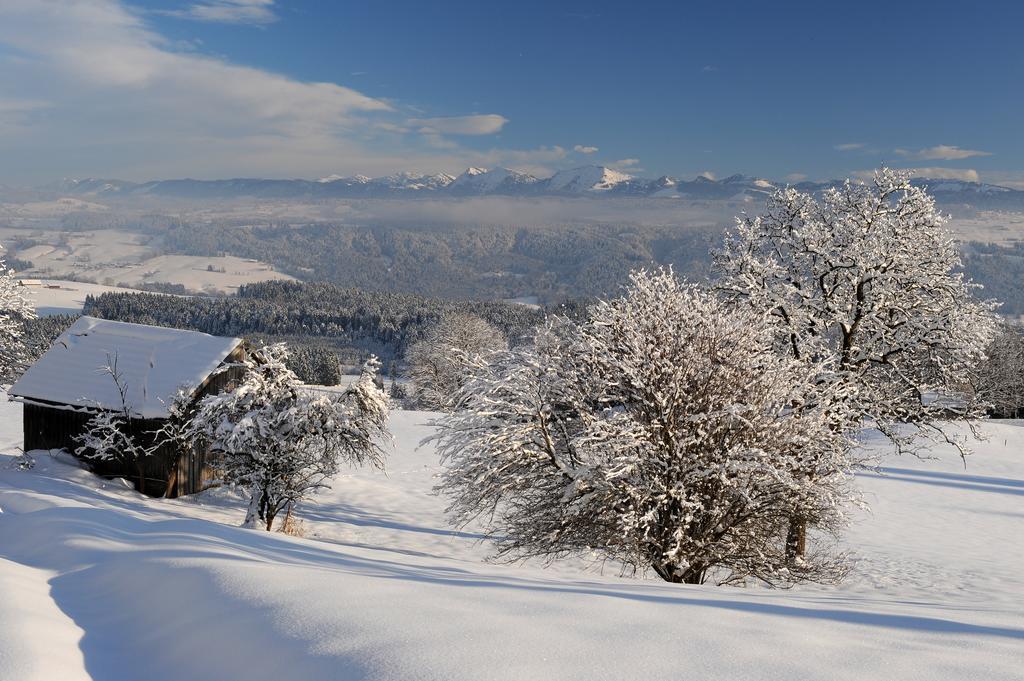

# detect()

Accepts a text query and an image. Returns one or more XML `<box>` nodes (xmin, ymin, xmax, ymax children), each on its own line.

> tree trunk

<box><xmin>260</xmin><ymin>491</ymin><xmax>276</xmax><ymax>531</ymax></box>
<box><xmin>243</xmin><ymin>485</ymin><xmax>262</xmax><ymax>528</ymax></box>
<box><xmin>652</xmin><ymin>561</ymin><xmax>705</xmax><ymax>584</ymax></box>
<box><xmin>786</xmin><ymin>515</ymin><xmax>807</xmax><ymax>562</ymax></box>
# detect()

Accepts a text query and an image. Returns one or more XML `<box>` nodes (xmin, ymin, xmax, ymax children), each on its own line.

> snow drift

<box><xmin>0</xmin><ymin>398</ymin><xmax>1022</xmax><ymax>681</ymax></box>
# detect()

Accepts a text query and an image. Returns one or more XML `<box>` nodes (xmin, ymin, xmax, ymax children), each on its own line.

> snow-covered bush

<box><xmin>0</xmin><ymin>249</ymin><xmax>35</xmax><ymax>382</ymax></box>
<box><xmin>434</xmin><ymin>269</ymin><xmax>858</xmax><ymax>586</ymax></box>
<box><xmin>188</xmin><ymin>344</ymin><xmax>390</xmax><ymax>531</ymax></box>
<box><xmin>977</xmin><ymin>323</ymin><xmax>1024</xmax><ymax>418</ymax></box>
<box><xmin>716</xmin><ymin>168</ymin><xmax>998</xmax><ymax>451</ymax></box>
<box><xmin>406</xmin><ymin>313</ymin><xmax>507</xmax><ymax>410</ymax></box>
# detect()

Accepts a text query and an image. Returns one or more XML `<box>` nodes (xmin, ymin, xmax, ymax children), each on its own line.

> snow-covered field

<box><xmin>0</xmin><ymin>395</ymin><xmax>1021</xmax><ymax>680</ymax></box>
<box><xmin>17</xmin><ymin>280</ymin><xmax>154</xmax><ymax>316</ymax></box>
<box><xmin>1</xmin><ymin>227</ymin><xmax>293</xmax><ymax>295</ymax></box>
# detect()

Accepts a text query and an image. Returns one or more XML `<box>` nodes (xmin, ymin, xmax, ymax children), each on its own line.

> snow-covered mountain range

<box><xmin>48</xmin><ymin>166</ymin><xmax>1024</xmax><ymax>208</ymax></box>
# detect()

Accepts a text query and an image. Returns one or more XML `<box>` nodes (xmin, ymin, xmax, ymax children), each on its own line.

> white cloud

<box><xmin>420</xmin><ymin>133</ymin><xmax>459</xmax><ymax>150</ymax></box>
<box><xmin>0</xmin><ymin>1</ymin><xmax>556</xmax><ymax>183</ymax></box>
<box><xmin>784</xmin><ymin>173</ymin><xmax>807</xmax><ymax>182</ymax></box>
<box><xmin>573</xmin><ymin>144</ymin><xmax>598</xmax><ymax>154</ymax></box>
<box><xmin>0</xmin><ymin>98</ymin><xmax>50</xmax><ymax>136</ymax></box>
<box><xmin>609</xmin><ymin>158</ymin><xmax>640</xmax><ymax>170</ymax></box>
<box><xmin>907</xmin><ymin>167</ymin><xmax>980</xmax><ymax>182</ymax></box>
<box><xmin>0</xmin><ymin>98</ymin><xmax>49</xmax><ymax>112</ymax></box>
<box><xmin>854</xmin><ymin>167</ymin><xmax>980</xmax><ymax>183</ymax></box>
<box><xmin>699</xmin><ymin>170</ymin><xmax>716</xmax><ymax>180</ymax></box>
<box><xmin>162</xmin><ymin>0</ymin><xmax>277</xmax><ymax>25</ymax></box>
<box><xmin>834</xmin><ymin>143</ymin><xmax>865</xmax><ymax>151</ymax></box>
<box><xmin>0</xmin><ymin>1</ymin><xmax>387</xmax><ymax>126</ymax></box>
<box><xmin>473</xmin><ymin>145</ymin><xmax>567</xmax><ymax>176</ymax></box>
<box><xmin>408</xmin><ymin>114</ymin><xmax>509</xmax><ymax>136</ymax></box>
<box><xmin>978</xmin><ymin>172</ymin><xmax>1024</xmax><ymax>190</ymax></box>
<box><xmin>894</xmin><ymin>145</ymin><xmax>991</xmax><ymax>161</ymax></box>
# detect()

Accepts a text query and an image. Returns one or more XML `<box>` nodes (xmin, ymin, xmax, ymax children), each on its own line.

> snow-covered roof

<box><xmin>9</xmin><ymin>316</ymin><xmax>242</xmax><ymax>419</ymax></box>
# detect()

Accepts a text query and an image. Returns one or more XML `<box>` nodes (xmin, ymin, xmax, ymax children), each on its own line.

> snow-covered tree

<box><xmin>406</xmin><ymin>313</ymin><xmax>508</xmax><ymax>410</ymax></box>
<box><xmin>286</xmin><ymin>344</ymin><xmax>343</xmax><ymax>385</ymax></box>
<box><xmin>0</xmin><ymin>248</ymin><xmax>35</xmax><ymax>382</ymax></box>
<box><xmin>715</xmin><ymin>169</ymin><xmax>999</xmax><ymax>559</ymax></box>
<box><xmin>434</xmin><ymin>269</ymin><xmax>859</xmax><ymax>586</ymax></box>
<box><xmin>977</xmin><ymin>323</ymin><xmax>1024</xmax><ymax>418</ymax></box>
<box><xmin>74</xmin><ymin>354</ymin><xmax>155</xmax><ymax>493</ymax></box>
<box><xmin>188</xmin><ymin>344</ymin><xmax>390</xmax><ymax>531</ymax></box>
<box><xmin>716</xmin><ymin>168</ymin><xmax>998</xmax><ymax>449</ymax></box>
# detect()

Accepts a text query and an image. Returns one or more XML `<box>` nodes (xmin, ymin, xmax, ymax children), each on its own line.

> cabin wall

<box><xmin>24</xmin><ymin>402</ymin><xmax>178</xmax><ymax>496</ymax></box>
<box><xmin>23</xmin><ymin>402</ymin><xmax>92</xmax><ymax>454</ymax></box>
<box><xmin>194</xmin><ymin>349</ymin><xmax>247</xmax><ymax>400</ymax></box>
<box><xmin>22</xmin><ymin>344</ymin><xmax>248</xmax><ymax>498</ymax></box>
<box><xmin>166</xmin><ymin>346</ymin><xmax>248</xmax><ymax>497</ymax></box>
<box><xmin>168</xmin><ymin>442</ymin><xmax>220</xmax><ymax>497</ymax></box>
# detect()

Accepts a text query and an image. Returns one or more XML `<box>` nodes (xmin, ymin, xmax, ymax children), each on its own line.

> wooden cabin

<box><xmin>8</xmin><ymin>316</ymin><xmax>246</xmax><ymax>497</ymax></box>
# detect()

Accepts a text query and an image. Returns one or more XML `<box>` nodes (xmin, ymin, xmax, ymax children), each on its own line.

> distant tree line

<box><xmin>161</xmin><ymin>221</ymin><xmax>720</xmax><ymax>303</ymax></box>
<box><xmin>82</xmin><ymin>280</ymin><xmax>557</xmax><ymax>372</ymax></box>
<box><xmin>120</xmin><ymin>281</ymin><xmax>192</xmax><ymax>295</ymax></box>
<box><xmin>3</xmin><ymin>257</ymin><xmax>34</xmax><ymax>272</ymax></box>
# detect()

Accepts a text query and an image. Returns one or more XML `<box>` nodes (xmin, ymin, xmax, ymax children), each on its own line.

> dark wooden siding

<box><xmin>23</xmin><ymin>402</ymin><xmax>92</xmax><ymax>454</ymax></box>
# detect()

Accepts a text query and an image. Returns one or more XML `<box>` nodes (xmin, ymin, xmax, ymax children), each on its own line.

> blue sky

<box><xmin>1</xmin><ymin>0</ymin><xmax>1022</xmax><ymax>185</ymax></box>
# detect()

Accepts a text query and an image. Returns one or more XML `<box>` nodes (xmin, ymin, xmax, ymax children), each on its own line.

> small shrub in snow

<box><xmin>9</xmin><ymin>450</ymin><xmax>35</xmax><ymax>470</ymax></box>
<box><xmin>406</xmin><ymin>313</ymin><xmax>507</xmax><ymax>410</ymax></box>
<box><xmin>188</xmin><ymin>344</ymin><xmax>390</xmax><ymax>531</ymax></box>
<box><xmin>434</xmin><ymin>269</ymin><xmax>858</xmax><ymax>586</ymax></box>
<box><xmin>279</xmin><ymin>510</ymin><xmax>308</xmax><ymax>537</ymax></box>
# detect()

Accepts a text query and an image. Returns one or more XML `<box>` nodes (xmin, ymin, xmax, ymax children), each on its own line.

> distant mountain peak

<box><xmin>37</xmin><ymin>168</ymin><xmax>1024</xmax><ymax>208</ymax></box>
<box><xmin>546</xmin><ymin>165</ymin><xmax>633</xmax><ymax>192</ymax></box>
<box><xmin>449</xmin><ymin>167</ymin><xmax>539</xmax><ymax>194</ymax></box>
<box><xmin>377</xmin><ymin>171</ymin><xmax>456</xmax><ymax>190</ymax></box>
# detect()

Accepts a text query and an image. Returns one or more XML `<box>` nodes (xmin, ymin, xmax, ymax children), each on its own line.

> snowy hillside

<box><xmin>0</xmin><ymin>395</ymin><xmax>1022</xmax><ymax>680</ymax></box>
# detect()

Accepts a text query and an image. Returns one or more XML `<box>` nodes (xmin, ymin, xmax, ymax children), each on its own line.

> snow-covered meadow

<box><xmin>0</xmin><ymin>395</ymin><xmax>1021</xmax><ymax>681</ymax></box>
